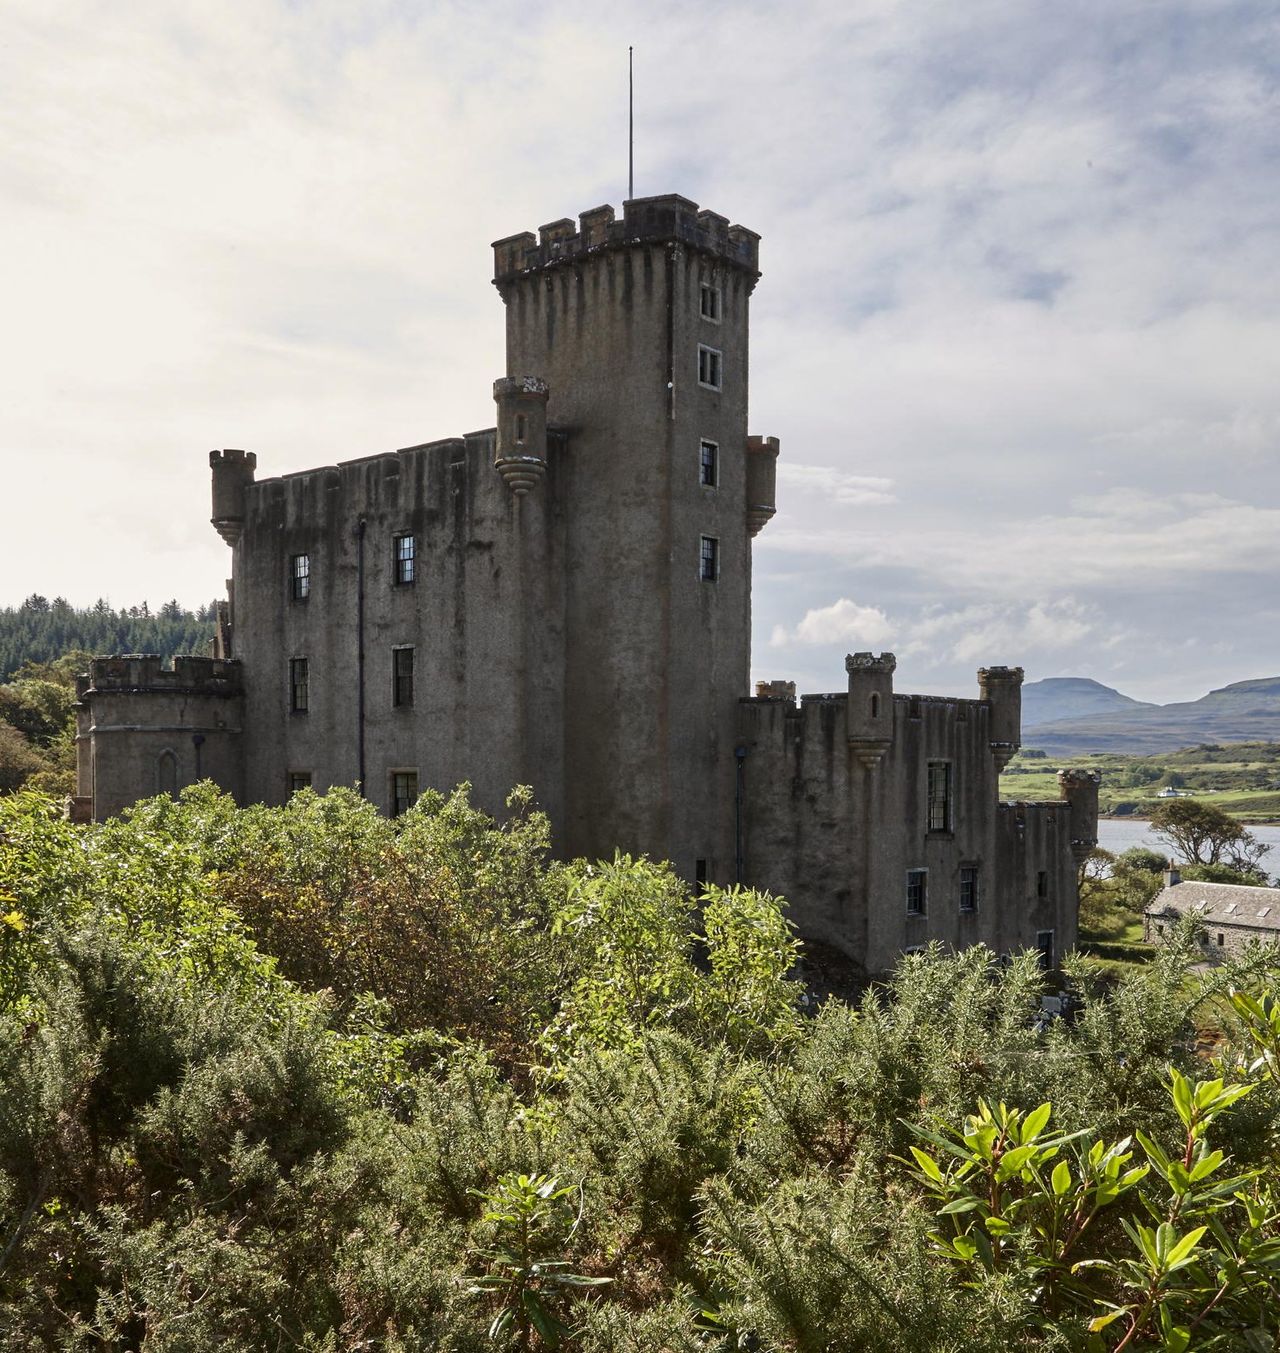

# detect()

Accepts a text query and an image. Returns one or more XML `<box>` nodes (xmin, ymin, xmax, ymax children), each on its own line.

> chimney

<box><xmin>1164</xmin><ymin>862</ymin><xmax>1181</xmax><ymax>889</ymax></box>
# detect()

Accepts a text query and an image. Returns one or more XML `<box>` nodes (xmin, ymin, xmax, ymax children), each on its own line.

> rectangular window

<box><xmin>699</xmin><ymin>438</ymin><xmax>718</xmax><ymax>487</ymax></box>
<box><xmin>289</xmin><ymin>657</ymin><xmax>309</xmax><ymax>713</ymax></box>
<box><xmin>288</xmin><ymin>771</ymin><xmax>312</xmax><ymax>794</ymax></box>
<box><xmin>695</xmin><ymin>858</ymin><xmax>708</xmax><ymax>888</ymax></box>
<box><xmin>290</xmin><ymin>553</ymin><xmax>310</xmax><ymax>601</ymax></box>
<box><xmin>699</xmin><ymin>534</ymin><xmax>719</xmax><ymax>582</ymax></box>
<box><xmin>906</xmin><ymin>869</ymin><xmax>927</xmax><ymax>917</ymax></box>
<box><xmin>1217</xmin><ymin>932</ymin><xmax>1225</xmax><ymax>947</ymax></box>
<box><xmin>927</xmin><ymin>761</ymin><xmax>952</xmax><ymax>833</ymax></box>
<box><xmin>391</xmin><ymin>770</ymin><xmax>419</xmax><ymax>818</ymax></box>
<box><xmin>959</xmin><ymin>864</ymin><xmax>979</xmax><ymax>913</ymax></box>
<box><xmin>700</xmin><ymin>283</ymin><xmax>721</xmax><ymax>322</ymax></box>
<box><xmin>393</xmin><ymin>646</ymin><xmax>414</xmax><ymax>708</ymax></box>
<box><xmin>697</xmin><ymin>344</ymin><xmax>722</xmax><ymax>390</ymax></box>
<box><xmin>394</xmin><ymin>533</ymin><xmax>415</xmax><ymax>585</ymax></box>
<box><xmin>1037</xmin><ymin>870</ymin><xmax>1049</xmax><ymax>900</ymax></box>
<box><xmin>1036</xmin><ymin>929</ymin><xmax>1056</xmax><ymax>971</ymax></box>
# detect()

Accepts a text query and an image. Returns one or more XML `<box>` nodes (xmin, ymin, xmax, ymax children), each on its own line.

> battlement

<box><xmin>209</xmin><ymin>448</ymin><xmax>257</xmax><ymax>470</ymax></box>
<box><xmin>846</xmin><ymin>651</ymin><xmax>897</xmax><ymax>676</ymax></box>
<box><xmin>492</xmin><ymin>195</ymin><xmax>760</xmax><ymax>284</ymax></box>
<box><xmin>80</xmin><ymin>655</ymin><xmax>244</xmax><ymax>697</ymax></box>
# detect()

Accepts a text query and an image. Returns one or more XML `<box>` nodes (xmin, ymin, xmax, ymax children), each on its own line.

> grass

<box><xmin>1001</xmin><ymin>743</ymin><xmax>1280</xmax><ymax>821</ymax></box>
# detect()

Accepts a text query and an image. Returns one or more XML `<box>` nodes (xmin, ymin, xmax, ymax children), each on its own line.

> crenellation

<box><xmin>493</xmin><ymin>194</ymin><xmax>760</xmax><ymax>285</ymax></box>
<box><xmin>84</xmin><ymin>654</ymin><xmax>244</xmax><ymax>696</ymax></box>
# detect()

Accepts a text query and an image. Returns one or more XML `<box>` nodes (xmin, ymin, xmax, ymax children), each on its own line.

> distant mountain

<box><xmin>1022</xmin><ymin>677</ymin><xmax>1157</xmax><ymax>729</ymax></box>
<box><xmin>1024</xmin><ymin>676</ymin><xmax>1280</xmax><ymax>756</ymax></box>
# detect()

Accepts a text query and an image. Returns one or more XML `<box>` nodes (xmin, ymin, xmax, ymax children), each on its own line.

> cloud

<box><xmin>779</xmin><ymin>599</ymin><xmax>895</xmax><ymax>648</ymax></box>
<box><xmin>776</xmin><ymin>463</ymin><xmax>896</xmax><ymax>506</ymax></box>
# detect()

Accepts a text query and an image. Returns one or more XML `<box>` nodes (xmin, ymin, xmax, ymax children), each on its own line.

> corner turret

<box><xmin>1058</xmin><ymin>768</ymin><xmax>1101</xmax><ymax>865</ymax></box>
<box><xmin>745</xmin><ymin>435</ymin><xmax>780</xmax><ymax>536</ymax></box>
<box><xmin>846</xmin><ymin>652</ymin><xmax>896</xmax><ymax>766</ymax></box>
<box><xmin>977</xmin><ymin>665</ymin><xmax>1023</xmax><ymax>771</ymax></box>
<box><xmin>493</xmin><ymin>376</ymin><xmax>550</xmax><ymax>495</ymax></box>
<box><xmin>210</xmin><ymin>449</ymin><xmax>257</xmax><ymax>547</ymax></box>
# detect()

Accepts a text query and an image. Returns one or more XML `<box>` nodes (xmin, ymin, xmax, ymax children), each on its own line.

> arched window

<box><xmin>157</xmin><ymin>749</ymin><xmax>178</xmax><ymax>797</ymax></box>
<box><xmin>870</xmin><ymin>692</ymin><xmax>880</xmax><ymax>719</ymax></box>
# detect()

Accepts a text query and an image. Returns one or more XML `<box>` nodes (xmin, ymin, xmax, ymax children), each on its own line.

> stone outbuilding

<box><xmin>1144</xmin><ymin>867</ymin><xmax>1280</xmax><ymax>961</ymax></box>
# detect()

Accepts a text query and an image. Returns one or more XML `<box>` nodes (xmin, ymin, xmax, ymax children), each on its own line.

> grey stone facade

<box><xmin>75</xmin><ymin>193</ymin><xmax>1096</xmax><ymax>975</ymax></box>
<box><xmin>1145</xmin><ymin>874</ymin><xmax>1280</xmax><ymax>962</ymax></box>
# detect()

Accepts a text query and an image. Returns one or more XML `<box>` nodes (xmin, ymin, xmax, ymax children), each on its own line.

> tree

<box><xmin>1150</xmin><ymin>797</ymin><xmax>1271</xmax><ymax>875</ymax></box>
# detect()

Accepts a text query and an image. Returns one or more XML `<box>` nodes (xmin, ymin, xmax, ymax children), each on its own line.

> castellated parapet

<box><xmin>492</xmin><ymin>195</ymin><xmax>761</xmax><ymax>286</ymax></box>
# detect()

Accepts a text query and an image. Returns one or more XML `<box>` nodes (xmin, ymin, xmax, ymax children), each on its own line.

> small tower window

<box><xmin>391</xmin><ymin>770</ymin><xmax>419</xmax><ymax>818</ymax></box>
<box><xmin>906</xmin><ymin>869</ymin><xmax>927</xmax><ymax>917</ymax></box>
<box><xmin>290</xmin><ymin>553</ymin><xmax>310</xmax><ymax>601</ymax></box>
<box><xmin>515</xmin><ymin>413</ymin><xmax>527</xmax><ymax>444</ymax></box>
<box><xmin>290</xmin><ymin>657</ymin><xmax>309</xmax><ymax>713</ymax></box>
<box><xmin>394</xmin><ymin>533</ymin><xmax>416</xmax><ymax>585</ymax></box>
<box><xmin>699</xmin><ymin>535</ymin><xmax>719</xmax><ymax>582</ymax></box>
<box><xmin>699</xmin><ymin>439</ymin><xmax>718</xmax><ymax>487</ymax></box>
<box><xmin>959</xmin><ymin>864</ymin><xmax>979</xmax><ymax>913</ymax></box>
<box><xmin>697</xmin><ymin>345</ymin><xmax>722</xmax><ymax>390</ymax></box>
<box><xmin>1036</xmin><ymin>930</ymin><xmax>1056</xmax><ymax>971</ymax></box>
<box><xmin>927</xmin><ymin>761</ymin><xmax>952</xmax><ymax>833</ymax></box>
<box><xmin>288</xmin><ymin>771</ymin><xmax>312</xmax><ymax>794</ymax></box>
<box><xmin>700</xmin><ymin>283</ymin><xmax>721</xmax><ymax>322</ymax></box>
<box><xmin>157</xmin><ymin>749</ymin><xmax>178</xmax><ymax>797</ymax></box>
<box><xmin>1037</xmin><ymin>870</ymin><xmax>1049</xmax><ymax>900</ymax></box>
<box><xmin>393</xmin><ymin>645</ymin><xmax>414</xmax><ymax>708</ymax></box>
<box><xmin>870</xmin><ymin>693</ymin><xmax>880</xmax><ymax>719</ymax></box>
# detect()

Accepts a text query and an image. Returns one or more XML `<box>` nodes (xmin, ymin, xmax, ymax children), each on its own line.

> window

<box><xmin>697</xmin><ymin>345</ymin><xmax>722</xmax><ymax>390</ymax></box>
<box><xmin>393</xmin><ymin>646</ymin><xmax>414</xmax><ymax>708</ymax></box>
<box><xmin>1037</xmin><ymin>870</ymin><xmax>1049</xmax><ymax>900</ymax></box>
<box><xmin>1156</xmin><ymin>923</ymin><xmax>1165</xmax><ymax>936</ymax></box>
<box><xmin>290</xmin><ymin>553</ymin><xmax>310</xmax><ymax>601</ymax></box>
<box><xmin>394</xmin><ymin>533</ymin><xmax>415</xmax><ymax>585</ymax></box>
<box><xmin>699</xmin><ymin>438</ymin><xmax>718</xmax><ymax>487</ymax></box>
<box><xmin>959</xmin><ymin>864</ymin><xmax>979</xmax><ymax>913</ymax></box>
<box><xmin>906</xmin><ymin>869</ymin><xmax>927</xmax><ymax>916</ymax></box>
<box><xmin>870</xmin><ymin>693</ymin><xmax>880</xmax><ymax>719</ymax></box>
<box><xmin>927</xmin><ymin>761</ymin><xmax>952</xmax><ymax>833</ymax></box>
<box><xmin>695</xmin><ymin>858</ymin><xmax>707</xmax><ymax>888</ymax></box>
<box><xmin>1217</xmin><ymin>932</ymin><xmax>1225</xmax><ymax>947</ymax></box>
<box><xmin>699</xmin><ymin>535</ymin><xmax>719</xmax><ymax>582</ymax></box>
<box><xmin>288</xmin><ymin>771</ymin><xmax>312</xmax><ymax>794</ymax></box>
<box><xmin>700</xmin><ymin>283</ymin><xmax>721</xmax><ymax>322</ymax></box>
<box><xmin>515</xmin><ymin>413</ymin><xmax>527</xmax><ymax>443</ymax></box>
<box><xmin>157</xmin><ymin>750</ymin><xmax>178</xmax><ymax>797</ymax></box>
<box><xmin>290</xmin><ymin>657</ymin><xmax>309</xmax><ymax>713</ymax></box>
<box><xmin>1035</xmin><ymin>930</ymin><xmax>1055</xmax><ymax>971</ymax></box>
<box><xmin>391</xmin><ymin>771</ymin><xmax>419</xmax><ymax>818</ymax></box>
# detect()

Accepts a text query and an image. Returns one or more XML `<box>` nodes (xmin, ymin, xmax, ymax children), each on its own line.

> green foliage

<box><xmin>467</xmin><ymin>1174</ymin><xmax>609</xmax><ymax>1349</ymax></box>
<box><xmin>4</xmin><ymin>787</ymin><xmax>1280</xmax><ymax>1350</ymax></box>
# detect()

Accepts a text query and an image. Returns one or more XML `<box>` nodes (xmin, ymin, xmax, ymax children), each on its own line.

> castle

<box><xmin>73</xmin><ymin>194</ymin><xmax>1097</xmax><ymax>976</ymax></box>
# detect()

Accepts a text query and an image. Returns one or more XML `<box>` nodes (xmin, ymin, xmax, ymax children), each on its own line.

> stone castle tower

<box><xmin>75</xmin><ymin>193</ymin><xmax>1094</xmax><ymax>978</ymax></box>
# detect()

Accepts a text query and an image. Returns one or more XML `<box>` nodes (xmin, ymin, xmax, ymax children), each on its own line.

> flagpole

<box><xmin>628</xmin><ymin>46</ymin><xmax>634</xmax><ymax>201</ymax></box>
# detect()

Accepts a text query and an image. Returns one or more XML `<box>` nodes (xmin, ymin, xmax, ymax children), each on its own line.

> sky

<box><xmin>2</xmin><ymin>0</ymin><xmax>1277</xmax><ymax>704</ymax></box>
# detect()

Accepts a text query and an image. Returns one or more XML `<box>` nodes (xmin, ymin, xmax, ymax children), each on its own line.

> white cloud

<box><xmin>781</xmin><ymin>598</ymin><xmax>894</xmax><ymax>648</ymax></box>
<box><xmin>776</xmin><ymin>463</ymin><xmax>896</xmax><ymax>506</ymax></box>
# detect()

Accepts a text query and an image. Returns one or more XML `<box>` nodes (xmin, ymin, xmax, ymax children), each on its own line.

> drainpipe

<box><xmin>356</xmin><ymin>517</ymin><xmax>367</xmax><ymax>797</ymax></box>
<box><xmin>734</xmin><ymin>744</ymin><xmax>747</xmax><ymax>884</ymax></box>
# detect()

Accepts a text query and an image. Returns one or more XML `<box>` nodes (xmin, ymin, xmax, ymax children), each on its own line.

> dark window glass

<box><xmin>695</xmin><ymin>858</ymin><xmax>707</xmax><ymax>888</ymax></box>
<box><xmin>1036</xmin><ymin>930</ymin><xmax>1055</xmax><ymax>971</ymax></box>
<box><xmin>394</xmin><ymin>533</ymin><xmax>415</xmax><ymax>585</ymax></box>
<box><xmin>699</xmin><ymin>535</ymin><xmax>719</xmax><ymax>582</ymax></box>
<box><xmin>700</xmin><ymin>283</ymin><xmax>720</xmax><ymax>321</ymax></box>
<box><xmin>290</xmin><ymin>657</ymin><xmax>309</xmax><ymax>713</ymax></box>
<box><xmin>959</xmin><ymin>864</ymin><xmax>978</xmax><ymax>912</ymax></box>
<box><xmin>393</xmin><ymin>646</ymin><xmax>414</xmax><ymax>708</ymax></box>
<box><xmin>906</xmin><ymin>869</ymin><xmax>927</xmax><ymax>916</ymax></box>
<box><xmin>697</xmin><ymin>345</ymin><xmax>722</xmax><ymax>389</ymax></box>
<box><xmin>291</xmin><ymin>553</ymin><xmax>310</xmax><ymax>601</ymax></box>
<box><xmin>927</xmin><ymin>761</ymin><xmax>952</xmax><ymax>833</ymax></box>
<box><xmin>157</xmin><ymin>750</ymin><xmax>178</xmax><ymax>797</ymax></box>
<box><xmin>288</xmin><ymin>771</ymin><xmax>312</xmax><ymax>794</ymax></box>
<box><xmin>515</xmin><ymin>413</ymin><xmax>527</xmax><ymax>443</ymax></box>
<box><xmin>699</xmin><ymin>439</ymin><xmax>718</xmax><ymax>487</ymax></box>
<box><xmin>1037</xmin><ymin>870</ymin><xmax>1049</xmax><ymax>899</ymax></box>
<box><xmin>391</xmin><ymin>771</ymin><xmax>419</xmax><ymax>818</ymax></box>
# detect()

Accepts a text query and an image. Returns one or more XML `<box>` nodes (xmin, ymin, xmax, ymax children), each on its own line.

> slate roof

<box><xmin>1146</xmin><ymin>880</ymin><xmax>1280</xmax><ymax>933</ymax></box>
